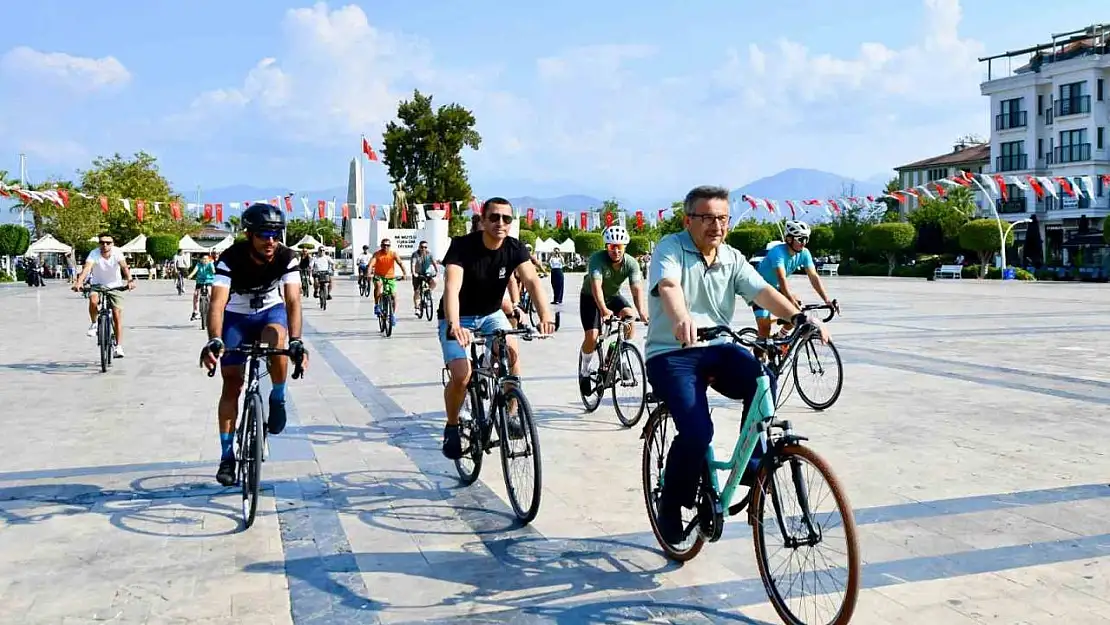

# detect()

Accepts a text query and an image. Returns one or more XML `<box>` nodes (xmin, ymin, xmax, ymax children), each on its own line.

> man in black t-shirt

<box><xmin>438</xmin><ymin>197</ymin><xmax>556</xmax><ymax>459</ymax></box>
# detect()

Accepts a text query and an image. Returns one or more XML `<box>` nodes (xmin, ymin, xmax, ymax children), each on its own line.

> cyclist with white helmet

<box><xmin>577</xmin><ymin>225</ymin><xmax>649</xmax><ymax>395</ymax></box>
<box><xmin>753</xmin><ymin>220</ymin><xmax>837</xmax><ymax>340</ymax></box>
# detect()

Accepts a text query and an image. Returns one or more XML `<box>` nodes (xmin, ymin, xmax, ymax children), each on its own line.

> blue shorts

<box><xmin>751</xmin><ymin>303</ymin><xmax>771</xmax><ymax>320</ymax></box>
<box><xmin>438</xmin><ymin>311</ymin><xmax>512</xmax><ymax>364</ymax></box>
<box><xmin>221</xmin><ymin>304</ymin><xmax>288</xmax><ymax>366</ymax></box>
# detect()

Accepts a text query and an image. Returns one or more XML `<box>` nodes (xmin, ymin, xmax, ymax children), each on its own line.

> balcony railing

<box><xmin>995</xmin><ymin>111</ymin><xmax>1027</xmax><ymax>130</ymax></box>
<box><xmin>998</xmin><ymin>199</ymin><xmax>1028</xmax><ymax>214</ymax></box>
<box><xmin>1054</xmin><ymin>143</ymin><xmax>1091</xmax><ymax>163</ymax></box>
<box><xmin>995</xmin><ymin>154</ymin><xmax>1028</xmax><ymax>172</ymax></box>
<box><xmin>1045</xmin><ymin>106</ymin><xmax>1054</xmax><ymax>125</ymax></box>
<box><xmin>1055</xmin><ymin>95</ymin><xmax>1091</xmax><ymax>117</ymax></box>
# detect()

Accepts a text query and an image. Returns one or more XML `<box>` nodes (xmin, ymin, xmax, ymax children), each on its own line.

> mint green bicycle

<box><xmin>641</xmin><ymin>323</ymin><xmax>860</xmax><ymax>625</ymax></box>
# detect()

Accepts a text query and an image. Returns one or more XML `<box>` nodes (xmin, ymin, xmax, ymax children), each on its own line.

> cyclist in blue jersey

<box><xmin>752</xmin><ymin>220</ymin><xmax>838</xmax><ymax>340</ymax></box>
<box><xmin>188</xmin><ymin>253</ymin><xmax>216</xmax><ymax>320</ymax></box>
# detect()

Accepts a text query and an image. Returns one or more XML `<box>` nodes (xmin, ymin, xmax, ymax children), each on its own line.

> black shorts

<box><xmin>412</xmin><ymin>275</ymin><xmax>432</xmax><ymax>289</ymax></box>
<box><xmin>580</xmin><ymin>294</ymin><xmax>632</xmax><ymax>330</ymax></box>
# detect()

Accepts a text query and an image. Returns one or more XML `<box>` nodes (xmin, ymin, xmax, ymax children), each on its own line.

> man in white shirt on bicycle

<box><xmin>310</xmin><ymin>249</ymin><xmax>335</xmax><ymax>299</ymax></box>
<box><xmin>72</xmin><ymin>231</ymin><xmax>137</xmax><ymax>357</ymax></box>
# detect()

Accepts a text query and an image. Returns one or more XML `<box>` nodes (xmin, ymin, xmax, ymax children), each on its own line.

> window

<box><xmin>1057</xmin><ymin>129</ymin><xmax>1090</xmax><ymax>163</ymax></box>
<box><xmin>1099</xmin><ymin>79</ymin><xmax>1104</xmax><ymax>101</ymax></box>
<box><xmin>1100</xmin><ymin>127</ymin><xmax>1105</xmax><ymax>150</ymax></box>
<box><xmin>1038</xmin><ymin>138</ymin><xmax>1044</xmax><ymax>158</ymax></box>
<box><xmin>1000</xmin><ymin>141</ymin><xmax>1024</xmax><ymax>156</ymax></box>
<box><xmin>1060</xmin><ymin>81</ymin><xmax>1085</xmax><ymax>99</ymax></box>
<box><xmin>1099</xmin><ymin>175</ymin><xmax>1105</xmax><ymax>198</ymax></box>
<box><xmin>1038</xmin><ymin>94</ymin><xmax>1044</xmax><ymax>115</ymax></box>
<box><xmin>997</xmin><ymin>141</ymin><xmax>1026</xmax><ymax>171</ymax></box>
<box><xmin>1060</xmin><ymin>129</ymin><xmax>1087</xmax><ymax>146</ymax></box>
<box><xmin>926</xmin><ymin>167</ymin><xmax>947</xmax><ymax>182</ymax></box>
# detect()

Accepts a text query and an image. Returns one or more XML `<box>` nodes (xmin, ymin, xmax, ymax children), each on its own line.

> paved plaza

<box><xmin>1</xmin><ymin>273</ymin><xmax>1109</xmax><ymax>624</ymax></box>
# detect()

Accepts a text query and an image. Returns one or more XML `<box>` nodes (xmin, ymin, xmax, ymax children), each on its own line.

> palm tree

<box><xmin>225</xmin><ymin>215</ymin><xmax>241</xmax><ymax>233</ymax></box>
<box><xmin>7</xmin><ymin>180</ymin><xmax>48</xmax><ymax>235</ymax></box>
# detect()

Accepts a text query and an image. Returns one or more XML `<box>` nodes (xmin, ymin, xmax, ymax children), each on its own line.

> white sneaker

<box><xmin>86</xmin><ymin>323</ymin><xmax>96</xmax><ymax>337</ymax></box>
<box><xmin>113</xmin><ymin>346</ymin><xmax>125</xmax><ymax>358</ymax></box>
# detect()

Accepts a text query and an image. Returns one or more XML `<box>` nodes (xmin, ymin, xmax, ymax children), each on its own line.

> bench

<box><xmin>130</xmin><ymin>268</ymin><xmax>151</xmax><ymax>279</ymax></box>
<box><xmin>934</xmin><ymin>264</ymin><xmax>963</xmax><ymax>279</ymax></box>
<box><xmin>817</xmin><ymin>263</ymin><xmax>839</xmax><ymax>276</ymax></box>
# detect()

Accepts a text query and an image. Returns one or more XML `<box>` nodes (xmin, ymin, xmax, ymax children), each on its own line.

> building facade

<box><xmin>980</xmin><ymin>24</ymin><xmax>1110</xmax><ymax>266</ymax></box>
<box><xmin>893</xmin><ymin>141</ymin><xmax>990</xmax><ymax>214</ymax></box>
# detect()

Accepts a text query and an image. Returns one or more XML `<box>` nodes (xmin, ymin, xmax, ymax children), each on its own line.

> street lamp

<box><xmin>1003</xmin><ymin>218</ymin><xmax>1032</xmax><ymax>271</ymax></box>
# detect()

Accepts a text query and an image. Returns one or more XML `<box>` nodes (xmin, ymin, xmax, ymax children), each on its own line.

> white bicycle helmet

<box><xmin>603</xmin><ymin>225</ymin><xmax>630</xmax><ymax>245</ymax></box>
<box><xmin>784</xmin><ymin>220</ymin><xmax>811</xmax><ymax>239</ymax></box>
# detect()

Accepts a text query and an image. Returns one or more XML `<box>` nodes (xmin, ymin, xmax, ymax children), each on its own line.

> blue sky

<box><xmin>1</xmin><ymin>0</ymin><xmax>1106</xmax><ymax>203</ymax></box>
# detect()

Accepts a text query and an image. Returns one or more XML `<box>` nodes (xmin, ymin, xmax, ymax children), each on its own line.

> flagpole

<box><xmin>18</xmin><ymin>153</ymin><xmax>26</xmax><ymax>229</ymax></box>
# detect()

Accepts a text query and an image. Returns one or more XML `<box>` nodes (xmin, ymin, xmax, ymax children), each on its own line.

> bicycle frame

<box><xmin>704</xmin><ymin>374</ymin><xmax>775</xmax><ymax>511</ymax></box>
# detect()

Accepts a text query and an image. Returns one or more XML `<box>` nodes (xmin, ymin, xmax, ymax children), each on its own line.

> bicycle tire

<box><xmin>98</xmin><ymin>313</ymin><xmax>110</xmax><ymax>373</ymax></box>
<box><xmin>526</xmin><ymin>297</ymin><xmax>537</xmax><ymax>328</ymax></box>
<box><xmin>240</xmin><ymin>392</ymin><xmax>265</xmax><ymax>529</ymax></box>
<box><xmin>641</xmin><ymin>407</ymin><xmax>705</xmax><ymax>561</ymax></box>
<box><xmin>793</xmin><ymin>338</ymin><xmax>843</xmax><ymax>411</ymax></box>
<box><xmin>751</xmin><ymin>444</ymin><xmax>860</xmax><ymax>625</ymax></box>
<box><xmin>423</xmin><ymin>290</ymin><xmax>434</xmax><ymax>322</ymax></box>
<box><xmin>612</xmin><ymin>342</ymin><xmax>647</xmax><ymax>427</ymax></box>
<box><xmin>579</xmin><ymin>356</ymin><xmax>604</xmax><ymax>413</ymax></box>
<box><xmin>384</xmin><ymin>295</ymin><xmax>394</xmax><ymax>337</ymax></box>
<box><xmin>454</xmin><ymin>386</ymin><xmax>485</xmax><ymax>485</ymax></box>
<box><xmin>498</xmin><ymin>385</ymin><xmax>542</xmax><ymax>523</ymax></box>
<box><xmin>200</xmin><ymin>295</ymin><xmax>209</xmax><ymax>330</ymax></box>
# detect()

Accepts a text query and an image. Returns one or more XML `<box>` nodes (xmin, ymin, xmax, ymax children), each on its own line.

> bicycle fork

<box><xmin>767</xmin><ymin>454</ymin><xmax>822</xmax><ymax>548</ymax></box>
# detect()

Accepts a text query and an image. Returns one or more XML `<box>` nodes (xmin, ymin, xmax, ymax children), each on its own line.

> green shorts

<box><xmin>96</xmin><ymin>290</ymin><xmax>125</xmax><ymax>310</ymax></box>
<box><xmin>373</xmin><ymin>275</ymin><xmax>397</xmax><ymax>295</ymax></box>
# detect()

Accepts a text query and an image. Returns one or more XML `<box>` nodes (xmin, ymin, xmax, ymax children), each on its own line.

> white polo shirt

<box><xmin>86</xmin><ymin>247</ymin><xmax>126</xmax><ymax>288</ymax></box>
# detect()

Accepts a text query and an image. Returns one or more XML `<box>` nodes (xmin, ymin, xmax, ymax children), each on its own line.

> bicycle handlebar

<box><xmin>81</xmin><ymin>285</ymin><xmax>129</xmax><ymax>293</ymax></box>
<box><xmin>470</xmin><ymin>326</ymin><xmax>551</xmax><ymax>345</ymax></box>
<box><xmin>773</xmin><ymin>300</ymin><xmax>839</xmax><ymax>326</ymax></box>
<box><xmin>206</xmin><ymin>343</ymin><xmax>305</xmax><ymax>379</ymax></box>
<box><xmin>697</xmin><ymin>320</ymin><xmax>813</xmax><ymax>350</ymax></box>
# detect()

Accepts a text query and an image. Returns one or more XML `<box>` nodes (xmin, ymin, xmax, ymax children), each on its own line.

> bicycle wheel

<box><xmin>612</xmin><ymin>342</ymin><xmax>647</xmax><ymax>427</ymax></box>
<box><xmin>199</xmin><ymin>294</ymin><xmax>209</xmax><ymax>330</ymax></box>
<box><xmin>498</xmin><ymin>385</ymin><xmax>542</xmax><ymax>523</ymax></box>
<box><xmin>454</xmin><ymin>386</ymin><xmax>485</xmax><ymax>485</ymax></box>
<box><xmin>526</xmin><ymin>297</ymin><xmax>537</xmax><ymax>328</ymax></box>
<box><xmin>751</xmin><ymin>444</ymin><xmax>860</xmax><ymax>625</ymax></box>
<box><xmin>97</xmin><ymin>313</ymin><xmax>110</xmax><ymax>373</ymax></box>
<box><xmin>383</xmin><ymin>295</ymin><xmax>394</xmax><ymax>337</ymax></box>
<box><xmin>641</xmin><ymin>407</ymin><xmax>705</xmax><ymax>561</ymax></box>
<box><xmin>319</xmin><ymin>281</ymin><xmax>328</xmax><ymax>310</ymax></box>
<box><xmin>239</xmin><ymin>392</ymin><xmax>265</xmax><ymax>529</ymax></box>
<box><xmin>423</xmin><ymin>290</ymin><xmax>433</xmax><ymax>321</ymax></box>
<box><xmin>579</xmin><ymin>359</ymin><xmax>605</xmax><ymax>413</ymax></box>
<box><xmin>793</xmin><ymin>338</ymin><xmax>843</xmax><ymax>411</ymax></box>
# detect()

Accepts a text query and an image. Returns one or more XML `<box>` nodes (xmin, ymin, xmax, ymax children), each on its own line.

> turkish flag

<box><xmin>362</xmin><ymin>138</ymin><xmax>379</xmax><ymax>161</ymax></box>
<box><xmin>136</xmin><ymin>200</ymin><xmax>146</xmax><ymax>222</ymax></box>
<box><xmin>556</xmin><ymin>210</ymin><xmax>563</xmax><ymax>227</ymax></box>
<box><xmin>635</xmin><ymin>210</ymin><xmax>643</xmax><ymax>230</ymax></box>
<box><xmin>605</xmin><ymin>212</ymin><xmax>614</xmax><ymax>227</ymax></box>
<box><xmin>284</xmin><ymin>196</ymin><xmax>293</xmax><ymax>212</ymax></box>
<box><xmin>99</xmin><ymin>196</ymin><xmax>110</xmax><ymax>214</ymax></box>
<box><xmin>342</xmin><ymin>203</ymin><xmax>350</xmax><ymax>219</ymax></box>
<box><xmin>215</xmin><ymin>203</ymin><xmax>223</xmax><ymax>223</ymax></box>
<box><xmin>317</xmin><ymin>200</ymin><xmax>326</xmax><ymax>219</ymax></box>
<box><xmin>580</xmin><ymin>212</ymin><xmax>587</xmax><ymax>229</ymax></box>
<box><xmin>170</xmin><ymin>201</ymin><xmax>181</xmax><ymax>220</ymax></box>
<box><xmin>204</xmin><ymin>203</ymin><xmax>213</xmax><ymax>221</ymax></box>
<box><xmin>526</xmin><ymin>207</ymin><xmax>534</xmax><ymax>226</ymax></box>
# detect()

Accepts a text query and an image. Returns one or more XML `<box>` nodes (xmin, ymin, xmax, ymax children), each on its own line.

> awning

<box><xmin>26</xmin><ymin>234</ymin><xmax>73</xmax><ymax>255</ymax></box>
<box><xmin>118</xmin><ymin>234</ymin><xmax>147</xmax><ymax>253</ymax></box>
<box><xmin>178</xmin><ymin>235</ymin><xmax>207</xmax><ymax>253</ymax></box>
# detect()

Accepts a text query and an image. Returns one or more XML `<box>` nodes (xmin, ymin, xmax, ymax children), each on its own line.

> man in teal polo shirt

<box><xmin>645</xmin><ymin>184</ymin><xmax>830</xmax><ymax>546</ymax></box>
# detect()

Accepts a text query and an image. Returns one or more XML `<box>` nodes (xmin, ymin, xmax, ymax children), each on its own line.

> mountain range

<box><xmin>0</xmin><ymin>168</ymin><xmax>889</xmax><ymax>224</ymax></box>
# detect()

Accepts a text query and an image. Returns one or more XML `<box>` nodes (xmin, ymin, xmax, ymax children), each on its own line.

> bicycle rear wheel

<box><xmin>383</xmin><ymin>295</ymin><xmax>394</xmax><ymax>337</ymax></box>
<box><xmin>751</xmin><ymin>444</ymin><xmax>860</xmax><ymax>625</ymax></box>
<box><xmin>498</xmin><ymin>385</ymin><xmax>542</xmax><ymax>523</ymax></box>
<box><xmin>454</xmin><ymin>386</ymin><xmax>485</xmax><ymax>485</ymax></box>
<box><xmin>612</xmin><ymin>342</ymin><xmax>647</xmax><ymax>427</ymax></box>
<box><xmin>641</xmin><ymin>406</ymin><xmax>705</xmax><ymax>561</ymax></box>
<box><xmin>200</xmin><ymin>294</ymin><xmax>209</xmax><ymax>330</ymax></box>
<box><xmin>239</xmin><ymin>392</ymin><xmax>265</xmax><ymax>529</ymax></box>
<box><xmin>98</xmin><ymin>313</ymin><xmax>110</xmax><ymax>373</ymax></box>
<box><xmin>793</xmin><ymin>337</ymin><xmax>843</xmax><ymax>411</ymax></box>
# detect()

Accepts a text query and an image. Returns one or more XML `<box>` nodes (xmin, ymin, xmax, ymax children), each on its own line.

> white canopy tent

<box><xmin>26</xmin><ymin>234</ymin><xmax>73</xmax><ymax>255</ymax></box>
<box><xmin>118</xmin><ymin>234</ymin><xmax>147</xmax><ymax>254</ymax></box>
<box><xmin>291</xmin><ymin>234</ymin><xmax>324</xmax><ymax>251</ymax></box>
<box><xmin>556</xmin><ymin>238</ymin><xmax>576</xmax><ymax>254</ymax></box>
<box><xmin>534</xmin><ymin>237</ymin><xmax>559</xmax><ymax>254</ymax></box>
<box><xmin>178</xmin><ymin>235</ymin><xmax>207</xmax><ymax>253</ymax></box>
<box><xmin>209</xmin><ymin>235</ymin><xmax>235</xmax><ymax>253</ymax></box>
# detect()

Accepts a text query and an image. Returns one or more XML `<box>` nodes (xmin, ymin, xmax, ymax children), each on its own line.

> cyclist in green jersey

<box><xmin>188</xmin><ymin>253</ymin><xmax>216</xmax><ymax>321</ymax></box>
<box><xmin>577</xmin><ymin>225</ymin><xmax>650</xmax><ymax>395</ymax></box>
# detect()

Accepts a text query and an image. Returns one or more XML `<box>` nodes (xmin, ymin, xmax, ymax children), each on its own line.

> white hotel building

<box><xmin>980</xmin><ymin>24</ymin><xmax>1109</xmax><ymax>266</ymax></box>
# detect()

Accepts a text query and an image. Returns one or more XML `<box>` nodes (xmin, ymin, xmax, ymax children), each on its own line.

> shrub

<box><xmin>862</xmin><ymin>222</ymin><xmax>917</xmax><ymax>276</ymax></box>
<box><xmin>572</xmin><ymin>232</ymin><xmax>604</xmax><ymax>257</ymax></box>
<box><xmin>809</xmin><ymin>225</ymin><xmax>835</xmax><ymax>256</ymax></box>
<box><xmin>959</xmin><ymin>219</ymin><xmax>1013</xmax><ymax>277</ymax></box>
<box><xmin>517</xmin><ymin>229</ymin><xmax>537</xmax><ymax>248</ymax></box>
<box><xmin>0</xmin><ymin>224</ymin><xmax>31</xmax><ymax>256</ymax></box>
<box><xmin>627</xmin><ymin>235</ymin><xmax>651</xmax><ymax>257</ymax></box>
<box><xmin>146</xmin><ymin>233</ymin><xmax>179</xmax><ymax>263</ymax></box>
<box><xmin>727</xmin><ymin>225</ymin><xmax>774</xmax><ymax>256</ymax></box>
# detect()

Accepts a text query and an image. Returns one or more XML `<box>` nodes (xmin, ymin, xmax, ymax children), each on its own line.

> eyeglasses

<box><xmin>381</xmin><ymin>243</ymin><xmax>391</xmax><ymax>247</ymax></box>
<box><xmin>255</xmin><ymin>230</ymin><xmax>281</xmax><ymax>241</ymax></box>
<box><xmin>687</xmin><ymin>213</ymin><xmax>730</xmax><ymax>226</ymax></box>
<box><xmin>606</xmin><ymin>244</ymin><xmax>625</xmax><ymax>251</ymax></box>
<box><xmin>487</xmin><ymin>213</ymin><xmax>514</xmax><ymax>225</ymax></box>
<box><xmin>98</xmin><ymin>240</ymin><xmax>113</xmax><ymax>246</ymax></box>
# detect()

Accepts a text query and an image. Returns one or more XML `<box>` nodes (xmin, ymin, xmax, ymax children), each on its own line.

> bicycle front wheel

<box><xmin>612</xmin><ymin>342</ymin><xmax>647</xmax><ymax>427</ymax></box>
<box><xmin>792</xmin><ymin>337</ymin><xmax>843</xmax><ymax>411</ymax></box>
<box><xmin>454</xmin><ymin>386</ymin><xmax>485</xmax><ymax>485</ymax></box>
<box><xmin>200</xmin><ymin>295</ymin><xmax>209</xmax><ymax>330</ymax></box>
<box><xmin>98</xmin><ymin>314</ymin><xmax>110</xmax><ymax>372</ymax></box>
<box><xmin>383</xmin><ymin>296</ymin><xmax>394</xmax><ymax>337</ymax></box>
<box><xmin>751</xmin><ymin>444</ymin><xmax>860</xmax><ymax>625</ymax></box>
<box><xmin>498</xmin><ymin>385</ymin><xmax>542</xmax><ymax>523</ymax></box>
<box><xmin>641</xmin><ymin>407</ymin><xmax>705</xmax><ymax>561</ymax></box>
<box><xmin>239</xmin><ymin>393</ymin><xmax>265</xmax><ymax>529</ymax></box>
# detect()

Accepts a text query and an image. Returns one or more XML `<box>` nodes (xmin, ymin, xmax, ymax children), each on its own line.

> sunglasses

<box><xmin>99</xmin><ymin>240</ymin><xmax>113</xmax><ymax>246</ymax></box>
<box><xmin>381</xmin><ymin>243</ymin><xmax>391</xmax><ymax>247</ymax></box>
<box><xmin>486</xmin><ymin>213</ymin><xmax>513</xmax><ymax>225</ymax></box>
<box><xmin>794</xmin><ymin>237</ymin><xmax>809</xmax><ymax>244</ymax></box>
<box><xmin>255</xmin><ymin>230</ymin><xmax>281</xmax><ymax>241</ymax></box>
<box><xmin>607</xmin><ymin>244</ymin><xmax>625</xmax><ymax>251</ymax></box>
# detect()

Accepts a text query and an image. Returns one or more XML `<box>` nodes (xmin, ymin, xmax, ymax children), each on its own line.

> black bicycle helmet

<box><xmin>241</xmin><ymin>203</ymin><xmax>285</xmax><ymax>232</ymax></box>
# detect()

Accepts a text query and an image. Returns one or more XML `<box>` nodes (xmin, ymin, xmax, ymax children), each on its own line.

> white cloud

<box><xmin>0</xmin><ymin>46</ymin><xmax>130</xmax><ymax>90</ymax></box>
<box><xmin>174</xmin><ymin>0</ymin><xmax>988</xmax><ymax>195</ymax></box>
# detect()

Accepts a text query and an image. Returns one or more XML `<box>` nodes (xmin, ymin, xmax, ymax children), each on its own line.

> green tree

<box><xmin>572</xmin><ymin>232</ymin><xmax>604</xmax><ymax>257</ymax></box>
<box><xmin>658</xmin><ymin>201</ymin><xmax>686</xmax><ymax>236</ymax></box>
<box><xmin>959</xmin><ymin>218</ymin><xmax>1012</xmax><ymax>277</ymax></box>
<box><xmin>146</xmin><ymin>233</ymin><xmax>179</xmax><ymax>263</ymax></box>
<box><xmin>727</xmin><ymin>225</ymin><xmax>774</xmax><ymax>256</ymax></box>
<box><xmin>78</xmin><ymin>152</ymin><xmax>198</xmax><ymax>243</ymax></box>
<box><xmin>0</xmin><ymin>224</ymin><xmax>31</xmax><ymax>256</ymax></box>
<box><xmin>6</xmin><ymin>181</ymin><xmax>50</xmax><ymax>235</ymax></box>
<box><xmin>627</xmin><ymin>234</ymin><xmax>651</xmax><ymax>257</ymax></box>
<box><xmin>827</xmin><ymin>202</ymin><xmax>877</xmax><ymax>261</ymax></box>
<box><xmin>517</xmin><ymin>228</ymin><xmax>537</xmax><ymax>248</ymax></box>
<box><xmin>37</xmin><ymin>180</ymin><xmax>103</xmax><ymax>251</ymax></box>
<box><xmin>381</xmin><ymin>90</ymin><xmax>481</xmax><ymax>225</ymax></box>
<box><xmin>809</xmin><ymin>224</ymin><xmax>835</xmax><ymax>256</ymax></box>
<box><xmin>862</xmin><ymin>222</ymin><xmax>917</xmax><ymax>276</ymax></box>
<box><xmin>287</xmin><ymin>218</ymin><xmax>343</xmax><ymax>249</ymax></box>
<box><xmin>909</xmin><ymin>194</ymin><xmax>972</xmax><ymax>254</ymax></box>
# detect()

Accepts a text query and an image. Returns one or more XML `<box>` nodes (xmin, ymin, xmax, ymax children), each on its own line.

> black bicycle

<box><xmin>197</xmin><ymin>284</ymin><xmax>211</xmax><ymax>331</ymax></box>
<box><xmin>207</xmin><ymin>342</ymin><xmax>304</xmax><ymax>529</ymax></box>
<box><xmin>358</xmin><ymin>273</ymin><xmax>370</xmax><ymax>298</ymax></box>
<box><xmin>83</xmin><ymin>284</ymin><xmax>128</xmax><ymax>372</ymax></box>
<box><xmin>415</xmin><ymin>277</ymin><xmax>434</xmax><ymax>321</ymax></box>
<box><xmin>300</xmin><ymin>269</ymin><xmax>310</xmax><ymax>298</ymax></box>
<box><xmin>376</xmin><ymin>277</ymin><xmax>402</xmax><ymax>337</ymax></box>
<box><xmin>175</xmin><ymin>269</ymin><xmax>185</xmax><ymax>295</ymax></box>
<box><xmin>580</xmin><ymin>315</ymin><xmax>647</xmax><ymax>427</ymax></box>
<box><xmin>448</xmin><ymin>326</ymin><xmax>548</xmax><ymax>523</ymax></box>
<box><xmin>315</xmin><ymin>272</ymin><xmax>330</xmax><ymax>310</ymax></box>
<box><xmin>746</xmin><ymin>301</ymin><xmax>842</xmax><ymax>411</ymax></box>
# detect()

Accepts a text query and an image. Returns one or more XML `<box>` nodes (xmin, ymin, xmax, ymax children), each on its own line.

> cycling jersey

<box><xmin>371</xmin><ymin>250</ymin><xmax>402</xmax><ymax>277</ymax></box>
<box><xmin>580</xmin><ymin>250</ymin><xmax>641</xmax><ymax>298</ymax></box>
<box><xmin>356</xmin><ymin>253</ymin><xmax>371</xmax><ymax>268</ymax></box>
<box><xmin>411</xmin><ymin>251</ymin><xmax>435</xmax><ymax>275</ymax></box>
<box><xmin>756</xmin><ymin>243</ymin><xmax>814</xmax><ymax>289</ymax></box>
<box><xmin>193</xmin><ymin>261</ymin><xmax>215</xmax><ymax>285</ymax></box>
<box><xmin>212</xmin><ymin>241</ymin><xmax>299</xmax><ymax>314</ymax></box>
